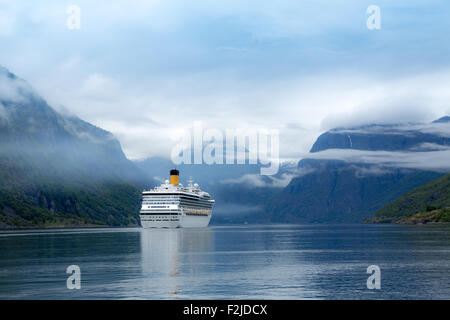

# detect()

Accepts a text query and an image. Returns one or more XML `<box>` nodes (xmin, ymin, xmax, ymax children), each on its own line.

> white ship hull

<box><xmin>140</xmin><ymin>214</ymin><xmax>211</xmax><ymax>228</ymax></box>
<box><xmin>139</xmin><ymin>170</ymin><xmax>214</xmax><ymax>229</ymax></box>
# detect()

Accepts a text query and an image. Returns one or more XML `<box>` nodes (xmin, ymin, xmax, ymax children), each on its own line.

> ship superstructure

<box><xmin>139</xmin><ymin>170</ymin><xmax>214</xmax><ymax>228</ymax></box>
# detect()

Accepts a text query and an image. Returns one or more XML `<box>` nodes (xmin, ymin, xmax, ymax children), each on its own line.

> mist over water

<box><xmin>1</xmin><ymin>224</ymin><xmax>450</xmax><ymax>299</ymax></box>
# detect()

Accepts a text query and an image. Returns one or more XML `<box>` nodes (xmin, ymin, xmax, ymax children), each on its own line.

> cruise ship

<box><xmin>139</xmin><ymin>169</ymin><xmax>215</xmax><ymax>228</ymax></box>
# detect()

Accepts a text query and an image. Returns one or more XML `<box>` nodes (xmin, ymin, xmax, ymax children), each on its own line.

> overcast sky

<box><xmin>1</xmin><ymin>0</ymin><xmax>450</xmax><ymax>160</ymax></box>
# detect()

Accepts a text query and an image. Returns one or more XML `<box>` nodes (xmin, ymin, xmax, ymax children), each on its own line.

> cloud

<box><xmin>0</xmin><ymin>10</ymin><xmax>15</xmax><ymax>36</ymax></box>
<box><xmin>353</xmin><ymin>165</ymin><xmax>394</xmax><ymax>177</ymax></box>
<box><xmin>321</xmin><ymin>101</ymin><xmax>431</xmax><ymax>130</ymax></box>
<box><xmin>321</xmin><ymin>71</ymin><xmax>450</xmax><ymax>130</ymax></box>
<box><xmin>330</xmin><ymin>122</ymin><xmax>450</xmax><ymax>140</ymax></box>
<box><xmin>300</xmin><ymin>120</ymin><xmax>450</xmax><ymax>173</ymax></box>
<box><xmin>409</xmin><ymin>143</ymin><xmax>450</xmax><ymax>151</ymax></box>
<box><xmin>62</xmin><ymin>117</ymin><xmax>117</xmax><ymax>145</ymax></box>
<box><xmin>27</xmin><ymin>64</ymin><xmax>450</xmax><ymax>161</ymax></box>
<box><xmin>221</xmin><ymin>165</ymin><xmax>314</xmax><ymax>188</ymax></box>
<box><xmin>0</xmin><ymin>102</ymin><xmax>8</xmax><ymax>120</ymax></box>
<box><xmin>412</xmin><ymin>122</ymin><xmax>450</xmax><ymax>138</ymax></box>
<box><xmin>0</xmin><ymin>68</ymin><xmax>32</xmax><ymax>103</ymax></box>
<box><xmin>1</xmin><ymin>1</ymin><xmax>450</xmax><ymax>162</ymax></box>
<box><xmin>222</xmin><ymin>174</ymin><xmax>275</xmax><ymax>188</ymax></box>
<box><xmin>307</xmin><ymin>148</ymin><xmax>450</xmax><ymax>172</ymax></box>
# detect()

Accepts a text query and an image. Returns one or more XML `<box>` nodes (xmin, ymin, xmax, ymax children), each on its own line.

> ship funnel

<box><xmin>170</xmin><ymin>169</ymin><xmax>179</xmax><ymax>185</ymax></box>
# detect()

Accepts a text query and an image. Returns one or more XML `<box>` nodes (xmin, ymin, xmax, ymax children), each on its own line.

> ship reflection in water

<box><xmin>140</xmin><ymin>228</ymin><xmax>213</xmax><ymax>298</ymax></box>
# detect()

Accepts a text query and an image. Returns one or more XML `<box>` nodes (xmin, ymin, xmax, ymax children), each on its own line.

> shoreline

<box><xmin>0</xmin><ymin>224</ymin><xmax>138</xmax><ymax>231</ymax></box>
<box><xmin>366</xmin><ymin>208</ymin><xmax>450</xmax><ymax>225</ymax></box>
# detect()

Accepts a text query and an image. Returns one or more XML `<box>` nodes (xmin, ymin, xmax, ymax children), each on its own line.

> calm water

<box><xmin>0</xmin><ymin>224</ymin><xmax>450</xmax><ymax>299</ymax></box>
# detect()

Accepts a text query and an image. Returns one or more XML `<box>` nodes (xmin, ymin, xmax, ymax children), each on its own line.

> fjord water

<box><xmin>1</xmin><ymin>225</ymin><xmax>450</xmax><ymax>299</ymax></box>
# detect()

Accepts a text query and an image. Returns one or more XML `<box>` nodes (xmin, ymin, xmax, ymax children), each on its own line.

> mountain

<box><xmin>310</xmin><ymin>123</ymin><xmax>450</xmax><ymax>152</ymax></box>
<box><xmin>372</xmin><ymin>173</ymin><xmax>450</xmax><ymax>223</ymax></box>
<box><xmin>0</xmin><ymin>66</ymin><xmax>151</xmax><ymax>229</ymax></box>
<box><xmin>3</xmin><ymin>65</ymin><xmax>449</xmax><ymax>227</ymax></box>
<box><xmin>432</xmin><ymin>116</ymin><xmax>450</xmax><ymax>124</ymax></box>
<box><xmin>137</xmin><ymin>118</ymin><xmax>450</xmax><ymax>224</ymax></box>
<box><xmin>265</xmin><ymin>120</ymin><xmax>450</xmax><ymax>223</ymax></box>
